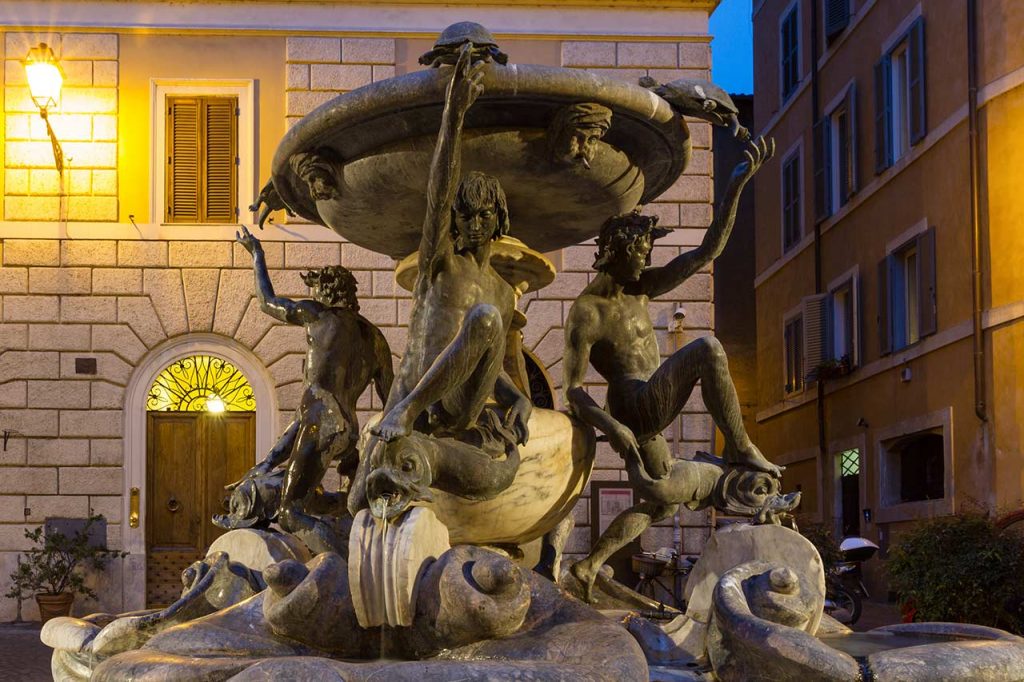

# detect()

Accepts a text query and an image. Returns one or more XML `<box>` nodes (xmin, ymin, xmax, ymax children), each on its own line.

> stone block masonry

<box><xmin>285</xmin><ymin>36</ymin><xmax>395</xmax><ymax>129</ymax></box>
<box><xmin>3</xmin><ymin>32</ymin><xmax>118</xmax><ymax>221</ymax></box>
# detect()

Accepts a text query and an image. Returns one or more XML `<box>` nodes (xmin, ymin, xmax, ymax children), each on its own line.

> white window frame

<box><xmin>875</xmin><ymin>406</ymin><xmax>953</xmax><ymax>524</ymax></box>
<box><xmin>878</xmin><ymin>5</ymin><xmax>924</xmax><ymax>168</ymax></box>
<box><xmin>151</xmin><ymin>79</ymin><xmax>256</xmax><ymax>225</ymax></box>
<box><xmin>779</xmin><ymin>138</ymin><xmax>803</xmax><ymax>253</ymax></box>
<box><xmin>888</xmin><ymin>40</ymin><xmax>911</xmax><ymax>163</ymax></box>
<box><xmin>821</xmin><ymin>79</ymin><xmax>856</xmax><ymax>216</ymax></box>
<box><xmin>829</xmin><ymin>433</ymin><xmax>868</xmax><ymax>539</ymax></box>
<box><xmin>826</xmin><ymin>265</ymin><xmax>860</xmax><ymax>367</ymax></box>
<box><xmin>779</xmin><ymin>0</ymin><xmax>801</xmax><ymax>105</ymax></box>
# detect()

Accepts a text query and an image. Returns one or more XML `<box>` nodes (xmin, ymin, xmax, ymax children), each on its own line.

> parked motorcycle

<box><xmin>823</xmin><ymin>536</ymin><xmax>879</xmax><ymax>625</ymax></box>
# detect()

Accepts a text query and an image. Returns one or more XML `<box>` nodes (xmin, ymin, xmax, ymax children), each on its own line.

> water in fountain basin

<box><xmin>818</xmin><ymin>632</ymin><xmax>959</xmax><ymax>659</ymax></box>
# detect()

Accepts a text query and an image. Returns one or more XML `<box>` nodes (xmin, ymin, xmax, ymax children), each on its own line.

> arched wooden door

<box><xmin>144</xmin><ymin>355</ymin><xmax>256</xmax><ymax>607</ymax></box>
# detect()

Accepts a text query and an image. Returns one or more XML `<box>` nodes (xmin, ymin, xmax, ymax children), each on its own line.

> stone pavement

<box><xmin>852</xmin><ymin>599</ymin><xmax>903</xmax><ymax>632</ymax></box>
<box><xmin>0</xmin><ymin>622</ymin><xmax>52</xmax><ymax>681</ymax></box>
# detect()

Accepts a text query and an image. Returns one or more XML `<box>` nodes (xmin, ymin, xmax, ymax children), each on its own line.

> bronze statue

<box><xmin>563</xmin><ymin>137</ymin><xmax>779</xmax><ymax>600</ymax></box>
<box><xmin>229</xmin><ymin>226</ymin><xmax>393</xmax><ymax>553</ymax></box>
<box><xmin>348</xmin><ymin>46</ymin><xmax>532</xmax><ymax>519</ymax></box>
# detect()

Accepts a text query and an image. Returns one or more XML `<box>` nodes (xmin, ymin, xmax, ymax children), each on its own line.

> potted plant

<box><xmin>813</xmin><ymin>355</ymin><xmax>852</xmax><ymax>382</ymax></box>
<box><xmin>4</xmin><ymin>514</ymin><xmax>125</xmax><ymax>623</ymax></box>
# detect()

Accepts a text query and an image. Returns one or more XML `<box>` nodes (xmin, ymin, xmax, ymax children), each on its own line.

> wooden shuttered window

<box><xmin>837</xmin><ymin>85</ymin><xmax>858</xmax><ymax>206</ymax></box>
<box><xmin>802</xmin><ymin>294</ymin><xmax>828</xmax><ymax>383</ymax></box>
<box><xmin>907</xmin><ymin>17</ymin><xmax>927</xmax><ymax>146</ymax></box>
<box><xmin>780</xmin><ymin>6</ymin><xmax>800</xmax><ymax>102</ymax></box>
<box><xmin>873</xmin><ymin>16</ymin><xmax>926</xmax><ymax>174</ymax></box>
<box><xmin>873</xmin><ymin>56</ymin><xmax>893</xmax><ymax>174</ymax></box>
<box><xmin>877</xmin><ymin>225</ymin><xmax>937</xmax><ymax>355</ymax></box>
<box><xmin>166</xmin><ymin>96</ymin><xmax>238</xmax><ymax>223</ymax></box>
<box><xmin>813</xmin><ymin>117</ymin><xmax>831</xmax><ymax>222</ymax></box>
<box><xmin>824</xmin><ymin>0</ymin><xmax>851</xmax><ymax>43</ymax></box>
<box><xmin>916</xmin><ymin>226</ymin><xmax>937</xmax><ymax>337</ymax></box>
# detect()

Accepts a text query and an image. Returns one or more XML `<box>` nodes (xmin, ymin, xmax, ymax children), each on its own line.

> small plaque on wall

<box><xmin>589</xmin><ymin>481</ymin><xmax>635</xmax><ymax>545</ymax></box>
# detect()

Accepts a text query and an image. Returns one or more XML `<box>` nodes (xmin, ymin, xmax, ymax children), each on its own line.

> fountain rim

<box><xmin>270</xmin><ymin>61</ymin><xmax>690</xmax><ymax>254</ymax></box>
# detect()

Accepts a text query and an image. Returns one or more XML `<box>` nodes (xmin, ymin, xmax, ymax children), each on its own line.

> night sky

<box><xmin>710</xmin><ymin>0</ymin><xmax>754</xmax><ymax>95</ymax></box>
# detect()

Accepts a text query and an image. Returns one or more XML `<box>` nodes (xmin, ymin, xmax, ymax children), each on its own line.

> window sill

<box><xmin>875</xmin><ymin>497</ymin><xmax>952</xmax><ymax>524</ymax></box>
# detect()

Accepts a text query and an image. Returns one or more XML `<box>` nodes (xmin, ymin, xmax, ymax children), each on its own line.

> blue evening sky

<box><xmin>709</xmin><ymin>0</ymin><xmax>754</xmax><ymax>95</ymax></box>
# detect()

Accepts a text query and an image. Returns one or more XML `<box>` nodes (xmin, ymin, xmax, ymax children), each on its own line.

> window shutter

<box><xmin>166</xmin><ymin>98</ymin><xmax>200</xmax><ymax>222</ymax></box>
<box><xmin>851</xmin><ymin>272</ymin><xmax>861</xmax><ymax>367</ymax></box>
<box><xmin>877</xmin><ymin>256</ymin><xmax>892</xmax><ymax>355</ymax></box>
<box><xmin>916</xmin><ymin>226</ymin><xmax>937</xmax><ymax>337</ymax></box>
<box><xmin>908</xmin><ymin>17</ymin><xmax>927</xmax><ymax>145</ymax></box>
<box><xmin>873</xmin><ymin>57</ymin><xmax>892</xmax><ymax>174</ymax></box>
<box><xmin>165</xmin><ymin>95</ymin><xmax>238</xmax><ymax>224</ymax></box>
<box><xmin>813</xmin><ymin>118</ymin><xmax>832</xmax><ymax>221</ymax></box>
<box><xmin>802</xmin><ymin>294</ymin><xmax>828</xmax><ymax>382</ymax></box>
<box><xmin>203</xmin><ymin>97</ymin><xmax>238</xmax><ymax>223</ymax></box>
<box><xmin>824</xmin><ymin>0</ymin><xmax>851</xmax><ymax>42</ymax></box>
<box><xmin>842</xmin><ymin>84</ymin><xmax>858</xmax><ymax>202</ymax></box>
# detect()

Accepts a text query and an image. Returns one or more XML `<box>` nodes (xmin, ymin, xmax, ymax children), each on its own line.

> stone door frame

<box><xmin>121</xmin><ymin>333</ymin><xmax>277</xmax><ymax>608</ymax></box>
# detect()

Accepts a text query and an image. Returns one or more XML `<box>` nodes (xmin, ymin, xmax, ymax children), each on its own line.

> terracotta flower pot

<box><xmin>36</xmin><ymin>592</ymin><xmax>74</xmax><ymax>623</ymax></box>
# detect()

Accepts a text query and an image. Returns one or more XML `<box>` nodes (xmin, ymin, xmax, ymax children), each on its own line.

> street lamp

<box><xmin>23</xmin><ymin>42</ymin><xmax>65</xmax><ymax>174</ymax></box>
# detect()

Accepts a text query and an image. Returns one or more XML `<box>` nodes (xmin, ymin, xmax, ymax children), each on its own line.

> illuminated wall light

<box><xmin>22</xmin><ymin>42</ymin><xmax>65</xmax><ymax>174</ymax></box>
<box><xmin>205</xmin><ymin>394</ymin><xmax>226</xmax><ymax>413</ymax></box>
<box><xmin>24</xmin><ymin>43</ymin><xmax>63</xmax><ymax>111</ymax></box>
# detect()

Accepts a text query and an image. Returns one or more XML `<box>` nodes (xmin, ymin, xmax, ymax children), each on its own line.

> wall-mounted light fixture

<box><xmin>23</xmin><ymin>42</ymin><xmax>65</xmax><ymax>174</ymax></box>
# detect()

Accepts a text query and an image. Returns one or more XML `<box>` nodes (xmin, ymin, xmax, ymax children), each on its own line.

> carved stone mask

<box><xmin>548</xmin><ymin>103</ymin><xmax>612</xmax><ymax>169</ymax></box>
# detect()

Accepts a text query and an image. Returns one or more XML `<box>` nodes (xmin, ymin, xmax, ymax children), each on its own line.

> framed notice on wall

<box><xmin>589</xmin><ymin>481</ymin><xmax>635</xmax><ymax>546</ymax></box>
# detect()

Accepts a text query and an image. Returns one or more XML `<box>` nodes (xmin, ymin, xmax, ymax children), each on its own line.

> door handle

<box><xmin>167</xmin><ymin>496</ymin><xmax>181</xmax><ymax>513</ymax></box>
<box><xmin>129</xmin><ymin>487</ymin><xmax>140</xmax><ymax>528</ymax></box>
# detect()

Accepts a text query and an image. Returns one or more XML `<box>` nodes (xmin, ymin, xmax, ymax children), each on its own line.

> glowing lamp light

<box><xmin>24</xmin><ymin>43</ymin><xmax>63</xmax><ymax>111</ymax></box>
<box><xmin>205</xmin><ymin>394</ymin><xmax>226</xmax><ymax>413</ymax></box>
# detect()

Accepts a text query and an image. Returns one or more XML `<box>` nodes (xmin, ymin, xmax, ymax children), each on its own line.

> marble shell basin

<box><xmin>271</xmin><ymin>61</ymin><xmax>689</xmax><ymax>257</ymax></box>
<box><xmin>361</xmin><ymin>408</ymin><xmax>595</xmax><ymax>546</ymax></box>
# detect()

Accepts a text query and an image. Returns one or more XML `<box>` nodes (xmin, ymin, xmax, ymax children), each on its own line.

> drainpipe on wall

<box><xmin>966</xmin><ymin>0</ymin><xmax>987</xmax><ymax>423</ymax></box>
<box><xmin>810</xmin><ymin>0</ymin><xmax>828</xmax><ymax>469</ymax></box>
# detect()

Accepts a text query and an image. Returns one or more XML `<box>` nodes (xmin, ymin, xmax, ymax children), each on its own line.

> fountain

<box><xmin>40</xmin><ymin>22</ymin><xmax>1024</xmax><ymax>682</ymax></box>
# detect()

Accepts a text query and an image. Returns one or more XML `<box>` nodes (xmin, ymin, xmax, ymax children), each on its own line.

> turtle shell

<box><xmin>433</xmin><ymin>21</ymin><xmax>499</xmax><ymax>48</ymax></box>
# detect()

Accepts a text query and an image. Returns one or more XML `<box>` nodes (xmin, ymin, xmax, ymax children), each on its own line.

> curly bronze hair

<box><xmin>593</xmin><ymin>209</ymin><xmax>671</xmax><ymax>272</ymax></box>
<box><xmin>451</xmin><ymin>171</ymin><xmax>511</xmax><ymax>249</ymax></box>
<box><xmin>301</xmin><ymin>265</ymin><xmax>359</xmax><ymax>310</ymax></box>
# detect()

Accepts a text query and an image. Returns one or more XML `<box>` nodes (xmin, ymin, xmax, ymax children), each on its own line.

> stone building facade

<box><xmin>0</xmin><ymin>0</ymin><xmax>722</xmax><ymax>618</ymax></box>
<box><xmin>751</xmin><ymin>0</ymin><xmax>1024</xmax><ymax>591</ymax></box>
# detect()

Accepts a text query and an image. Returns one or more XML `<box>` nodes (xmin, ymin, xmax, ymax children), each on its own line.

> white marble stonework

<box><xmin>348</xmin><ymin>506</ymin><xmax>451</xmax><ymax>628</ymax></box>
<box><xmin>423</xmin><ymin>408</ymin><xmax>596</xmax><ymax>545</ymax></box>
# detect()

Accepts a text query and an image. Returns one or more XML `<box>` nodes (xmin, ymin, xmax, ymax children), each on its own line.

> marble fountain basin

<box><xmin>270</xmin><ymin>60</ymin><xmax>690</xmax><ymax>257</ymax></box>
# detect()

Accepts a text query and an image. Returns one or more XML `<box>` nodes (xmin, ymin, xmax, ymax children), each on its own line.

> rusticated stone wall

<box><xmin>3</xmin><ymin>32</ymin><xmax>119</xmax><ymax>221</ymax></box>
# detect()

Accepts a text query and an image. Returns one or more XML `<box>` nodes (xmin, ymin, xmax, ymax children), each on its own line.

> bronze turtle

<box><xmin>640</xmin><ymin>75</ymin><xmax>751</xmax><ymax>141</ymax></box>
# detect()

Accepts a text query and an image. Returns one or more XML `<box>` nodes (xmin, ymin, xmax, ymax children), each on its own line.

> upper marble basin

<box><xmin>271</xmin><ymin>61</ymin><xmax>689</xmax><ymax>257</ymax></box>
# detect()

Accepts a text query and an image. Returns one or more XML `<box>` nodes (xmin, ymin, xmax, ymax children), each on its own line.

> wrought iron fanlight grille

<box><xmin>839</xmin><ymin>448</ymin><xmax>861</xmax><ymax>477</ymax></box>
<box><xmin>147</xmin><ymin>354</ymin><xmax>255</xmax><ymax>412</ymax></box>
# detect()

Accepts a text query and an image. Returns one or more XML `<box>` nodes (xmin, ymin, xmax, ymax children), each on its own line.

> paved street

<box><xmin>0</xmin><ymin>623</ymin><xmax>52</xmax><ymax>682</ymax></box>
